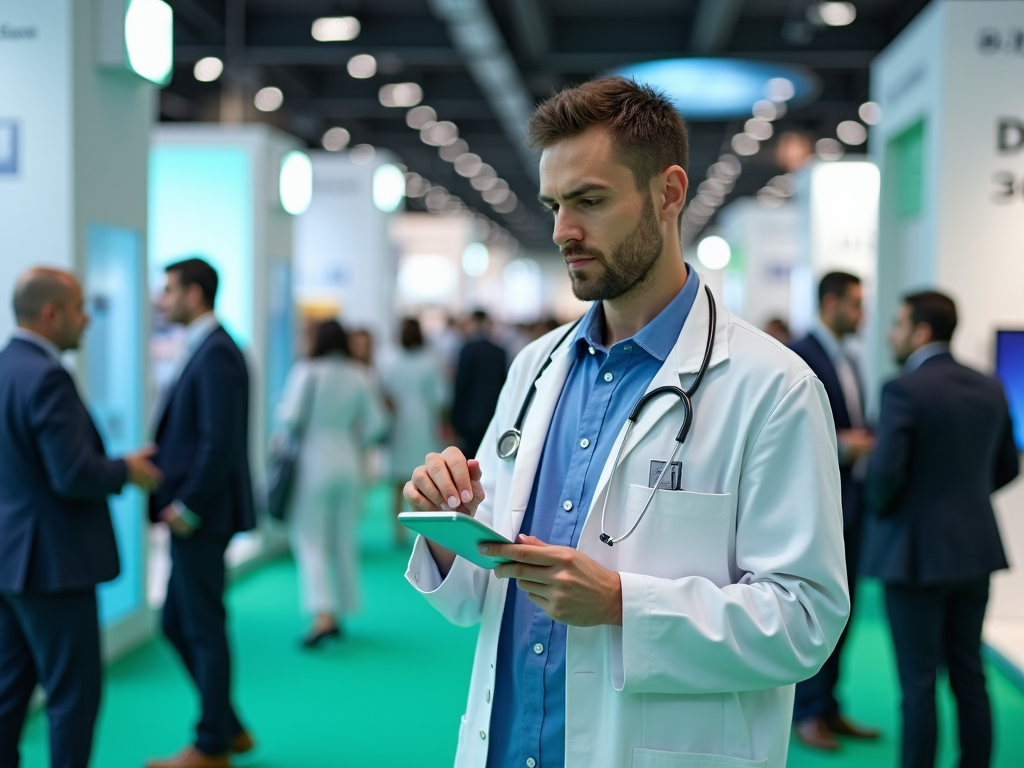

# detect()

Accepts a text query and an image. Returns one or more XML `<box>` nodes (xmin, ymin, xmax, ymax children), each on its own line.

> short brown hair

<box><xmin>527</xmin><ymin>77</ymin><xmax>689</xmax><ymax>190</ymax></box>
<box><xmin>905</xmin><ymin>290</ymin><xmax>958</xmax><ymax>342</ymax></box>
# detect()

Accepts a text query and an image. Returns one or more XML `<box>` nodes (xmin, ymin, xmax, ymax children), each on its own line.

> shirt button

<box><xmin>603</xmin><ymin>372</ymin><xmax>614</xmax><ymax>382</ymax></box>
<box><xmin>562</xmin><ymin>500</ymin><xmax>573</xmax><ymax>511</ymax></box>
<box><xmin>533</xmin><ymin>642</ymin><xmax>544</xmax><ymax>654</ymax></box>
<box><xmin>588</xmin><ymin>346</ymin><xmax>595</xmax><ymax>355</ymax></box>
<box><xmin>527</xmin><ymin>759</ymin><xmax>537</xmax><ymax>768</ymax></box>
<box><xmin>580</xmin><ymin>438</ymin><xmax>590</xmax><ymax>448</ymax></box>
<box><xmin>479</xmin><ymin>730</ymin><xmax>487</xmax><ymax>740</ymax></box>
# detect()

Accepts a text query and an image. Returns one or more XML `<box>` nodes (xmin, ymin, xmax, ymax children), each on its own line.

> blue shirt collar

<box><xmin>904</xmin><ymin>342</ymin><xmax>950</xmax><ymax>373</ymax></box>
<box><xmin>575</xmin><ymin>264</ymin><xmax>699</xmax><ymax>361</ymax></box>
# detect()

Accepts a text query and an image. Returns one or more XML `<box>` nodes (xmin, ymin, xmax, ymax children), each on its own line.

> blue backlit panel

<box><xmin>614</xmin><ymin>59</ymin><xmax>817</xmax><ymax>120</ymax></box>
<box><xmin>996</xmin><ymin>330</ymin><xmax>1024</xmax><ymax>451</ymax></box>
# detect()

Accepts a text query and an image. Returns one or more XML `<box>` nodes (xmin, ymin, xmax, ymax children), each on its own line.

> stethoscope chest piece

<box><xmin>496</xmin><ymin>429</ymin><xmax>521</xmax><ymax>460</ymax></box>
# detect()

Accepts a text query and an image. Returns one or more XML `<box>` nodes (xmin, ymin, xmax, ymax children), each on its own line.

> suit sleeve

<box><xmin>174</xmin><ymin>348</ymin><xmax>247</xmax><ymax>517</ymax></box>
<box><xmin>616</xmin><ymin>375</ymin><xmax>850</xmax><ymax>694</ymax></box>
<box><xmin>993</xmin><ymin>397</ymin><xmax>1020</xmax><ymax>492</ymax></box>
<box><xmin>865</xmin><ymin>379</ymin><xmax>915</xmax><ymax>517</ymax></box>
<box><xmin>31</xmin><ymin>366</ymin><xmax>128</xmax><ymax>500</ymax></box>
<box><xmin>451</xmin><ymin>345</ymin><xmax>470</xmax><ymax>436</ymax></box>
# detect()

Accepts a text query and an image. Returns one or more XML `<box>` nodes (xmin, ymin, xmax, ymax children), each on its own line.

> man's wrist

<box><xmin>606</xmin><ymin>572</ymin><xmax>623</xmax><ymax>626</ymax></box>
<box><xmin>170</xmin><ymin>500</ymin><xmax>202</xmax><ymax>529</ymax></box>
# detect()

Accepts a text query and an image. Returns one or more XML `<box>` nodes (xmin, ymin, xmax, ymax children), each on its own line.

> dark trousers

<box><xmin>0</xmin><ymin>590</ymin><xmax>102</xmax><ymax>768</ymax></box>
<box><xmin>162</xmin><ymin>536</ymin><xmax>243</xmax><ymax>755</ymax></box>
<box><xmin>793</xmin><ymin>522</ymin><xmax>861</xmax><ymax>721</ymax></box>
<box><xmin>885</xmin><ymin>578</ymin><xmax>992</xmax><ymax>768</ymax></box>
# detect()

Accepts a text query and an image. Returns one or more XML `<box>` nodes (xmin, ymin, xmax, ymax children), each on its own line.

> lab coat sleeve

<box><xmin>617</xmin><ymin>374</ymin><xmax>850</xmax><ymax>694</ymax></box>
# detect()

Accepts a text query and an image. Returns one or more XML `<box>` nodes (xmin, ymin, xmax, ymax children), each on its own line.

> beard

<box><xmin>562</xmin><ymin>195</ymin><xmax>664</xmax><ymax>302</ymax></box>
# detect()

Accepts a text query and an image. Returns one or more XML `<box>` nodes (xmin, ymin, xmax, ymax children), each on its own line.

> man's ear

<box><xmin>658</xmin><ymin>165</ymin><xmax>688</xmax><ymax>221</ymax></box>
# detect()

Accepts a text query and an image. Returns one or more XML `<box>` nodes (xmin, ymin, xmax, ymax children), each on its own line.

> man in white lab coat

<box><xmin>404</xmin><ymin>77</ymin><xmax>849</xmax><ymax>768</ymax></box>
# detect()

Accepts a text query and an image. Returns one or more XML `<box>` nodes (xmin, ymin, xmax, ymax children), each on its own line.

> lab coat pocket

<box><xmin>632</xmin><ymin>748</ymin><xmax>768</xmax><ymax>768</ymax></box>
<box><xmin>619</xmin><ymin>485</ymin><xmax>732</xmax><ymax>586</ymax></box>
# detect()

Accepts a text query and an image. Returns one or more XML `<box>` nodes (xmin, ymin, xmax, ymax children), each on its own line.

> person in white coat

<box><xmin>402</xmin><ymin>77</ymin><xmax>850</xmax><ymax>768</ymax></box>
<box><xmin>380</xmin><ymin>318</ymin><xmax>448</xmax><ymax>547</ymax></box>
<box><xmin>277</xmin><ymin>320</ymin><xmax>386</xmax><ymax>647</ymax></box>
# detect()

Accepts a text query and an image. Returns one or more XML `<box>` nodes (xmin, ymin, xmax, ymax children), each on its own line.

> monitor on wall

<box><xmin>995</xmin><ymin>330</ymin><xmax>1024</xmax><ymax>452</ymax></box>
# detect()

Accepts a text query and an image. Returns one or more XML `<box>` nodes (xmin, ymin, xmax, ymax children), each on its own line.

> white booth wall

<box><xmin>870</xmin><ymin>0</ymin><xmax>1024</xmax><ymax>670</ymax></box>
<box><xmin>0</xmin><ymin>0</ymin><xmax>157</xmax><ymax>660</ymax></box>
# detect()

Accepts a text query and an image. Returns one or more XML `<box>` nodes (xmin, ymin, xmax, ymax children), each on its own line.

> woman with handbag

<box><xmin>275</xmin><ymin>320</ymin><xmax>386</xmax><ymax>647</ymax></box>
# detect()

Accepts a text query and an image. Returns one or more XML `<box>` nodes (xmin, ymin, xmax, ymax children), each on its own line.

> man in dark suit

<box><xmin>789</xmin><ymin>272</ymin><xmax>880</xmax><ymax>749</ymax></box>
<box><xmin>0</xmin><ymin>268</ymin><xmax>162</xmax><ymax>768</ymax></box>
<box><xmin>146</xmin><ymin>259</ymin><xmax>256</xmax><ymax>768</ymax></box>
<box><xmin>451</xmin><ymin>310</ymin><xmax>507</xmax><ymax>458</ymax></box>
<box><xmin>864</xmin><ymin>291</ymin><xmax>1018</xmax><ymax>768</ymax></box>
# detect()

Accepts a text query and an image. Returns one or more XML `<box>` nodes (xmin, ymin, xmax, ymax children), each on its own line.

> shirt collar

<box><xmin>183</xmin><ymin>312</ymin><xmax>219</xmax><ymax>355</ymax></box>
<box><xmin>904</xmin><ymin>341</ymin><xmax>950</xmax><ymax>373</ymax></box>
<box><xmin>810</xmin><ymin>317</ymin><xmax>846</xmax><ymax>363</ymax></box>
<box><xmin>12</xmin><ymin>328</ymin><xmax>62</xmax><ymax>361</ymax></box>
<box><xmin>575</xmin><ymin>264</ymin><xmax>699</xmax><ymax>362</ymax></box>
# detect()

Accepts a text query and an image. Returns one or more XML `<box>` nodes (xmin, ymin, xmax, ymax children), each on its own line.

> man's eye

<box><xmin>580</xmin><ymin>198</ymin><xmax>600</xmax><ymax>207</ymax></box>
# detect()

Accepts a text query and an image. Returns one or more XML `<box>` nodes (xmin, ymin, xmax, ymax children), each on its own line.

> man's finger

<box><xmin>426</xmin><ymin>452</ymin><xmax>466</xmax><ymax>510</ymax></box>
<box><xmin>467</xmin><ymin>459</ymin><xmax>483</xmax><ymax>482</ymax></box>
<box><xmin>404</xmin><ymin>481</ymin><xmax>441</xmax><ymax>512</ymax></box>
<box><xmin>441</xmin><ymin>446</ymin><xmax>475</xmax><ymax>505</ymax></box>
<box><xmin>494</xmin><ymin>562</ymin><xmax>555</xmax><ymax>584</ymax></box>
<box><xmin>410</xmin><ymin>466</ymin><xmax>446</xmax><ymax>509</ymax></box>
<box><xmin>481</xmin><ymin>542</ymin><xmax>563</xmax><ymax>565</ymax></box>
<box><xmin>514</xmin><ymin>579</ymin><xmax>553</xmax><ymax>599</ymax></box>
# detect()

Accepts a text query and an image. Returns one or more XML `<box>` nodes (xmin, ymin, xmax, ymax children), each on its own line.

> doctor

<box><xmin>404</xmin><ymin>77</ymin><xmax>849</xmax><ymax>768</ymax></box>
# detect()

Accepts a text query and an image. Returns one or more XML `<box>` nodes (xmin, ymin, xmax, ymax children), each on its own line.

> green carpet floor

<box><xmin>21</xmin><ymin>485</ymin><xmax>1024</xmax><ymax>767</ymax></box>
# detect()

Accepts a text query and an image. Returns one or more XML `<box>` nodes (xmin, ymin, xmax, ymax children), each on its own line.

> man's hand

<box><xmin>404</xmin><ymin>446</ymin><xmax>486</xmax><ymax>576</ymax></box>
<box><xmin>838</xmin><ymin>428</ymin><xmax>875</xmax><ymax>462</ymax></box>
<box><xmin>487</xmin><ymin>535</ymin><xmax>622</xmax><ymax>627</ymax></box>
<box><xmin>124</xmin><ymin>446</ymin><xmax>163</xmax><ymax>492</ymax></box>
<box><xmin>159</xmin><ymin>504</ymin><xmax>195</xmax><ymax>538</ymax></box>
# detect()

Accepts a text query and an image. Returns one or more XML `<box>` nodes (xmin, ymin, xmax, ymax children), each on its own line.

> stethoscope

<box><xmin>497</xmin><ymin>285</ymin><xmax>717</xmax><ymax>547</ymax></box>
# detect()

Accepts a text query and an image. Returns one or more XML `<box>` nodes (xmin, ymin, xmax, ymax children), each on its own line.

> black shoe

<box><xmin>301</xmin><ymin>624</ymin><xmax>342</xmax><ymax>648</ymax></box>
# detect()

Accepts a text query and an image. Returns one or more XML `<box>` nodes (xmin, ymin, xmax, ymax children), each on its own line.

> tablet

<box><xmin>398</xmin><ymin>511</ymin><xmax>514</xmax><ymax>569</ymax></box>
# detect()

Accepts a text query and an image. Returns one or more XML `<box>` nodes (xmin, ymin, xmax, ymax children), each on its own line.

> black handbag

<box><xmin>265</xmin><ymin>370</ymin><xmax>317</xmax><ymax>521</ymax></box>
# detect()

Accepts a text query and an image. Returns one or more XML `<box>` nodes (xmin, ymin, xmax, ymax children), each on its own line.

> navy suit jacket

<box><xmin>150</xmin><ymin>327</ymin><xmax>256</xmax><ymax>539</ymax></box>
<box><xmin>452</xmin><ymin>336</ymin><xmax>508</xmax><ymax>439</ymax></box>
<box><xmin>0</xmin><ymin>338</ymin><xmax>125</xmax><ymax>593</ymax></box>
<box><xmin>862</xmin><ymin>353</ymin><xmax>1019</xmax><ymax>585</ymax></box>
<box><xmin>789</xmin><ymin>333</ymin><xmax>864</xmax><ymax>528</ymax></box>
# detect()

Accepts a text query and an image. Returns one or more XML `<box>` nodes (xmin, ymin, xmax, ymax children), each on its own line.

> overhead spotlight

<box><xmin>471</xmin><ymin>166</ymin><xmax>498</xmax><ymax>190</ymax></box>
<box><xmin>858</xmin><ymin>101</ymin><xmax>882</xmax><ymax>125</ymax></box>
<box><xmin>697</xmin><ymin>236</ymin><xmax>731</xmax><ymax>270</ymax></box>
<box><xmin>406</xmin><ymin>105</ymin><xmax>436</xmax><ymax>130</ymax></box>
<box><xmin>752</xmin><ymin>100</ymin><xmax>778</xmax><ymax>121</ymax></box>
<box><xmin>379</xmin><ymin>82</ymin><xmax>423</xmax><ymax>108</ymax></box>
<box><xmin>837</xmin><ymin>120</ymin><xmax>868</xmax><ymax>146</ymax></box>
<box><xmin>424</xmin><ymin>187</ymin><xmax>450</xmax><ymax>212</ymax></box>
<box><xmin>765</xmin><ymin>77</ymin><xmax>795</xmax><ymax>102</ymax></box>
<box><xmin>405</xmin><ymin>173</ymin><xmax>430</xmax><ymax>198</ymax></box>
<box><xmin>439</xmin><ymin>139</ymin><xmax>469</xmax><ymax>162</ymax></box>
<box><xmin>350</xmin><ymin>144</ymin><xmax>376</xmax><ymax>165</ymax></box>
<box><xmin>420</xmin><ymin>120</ymin><xmax>458</xmax><ymax>146</ymax></box>
<box><xmin>279</xmin><ymin>151</ymin><xmax>313</xmax><ymax>215</ymax></box>
<box><xmin>322</xmin><ymin>126</ymin><xmax>351</xmax><ymax>151</ymax></box>
<box><xmin>731</xmin><ymin>133</ymin><xmax>760</xmax><ymax>157</ymax></box>
<box><xmin>768</xmin><ymin>173</ymin><xmax>798</xmax><ymax>196</ymax></box>
<box><xmin>254</xmin><ymin>86</ymin><xmax>283</xmax><ymax>112</ymax></box>
<box><xmin>462</xmin><ymin>242</ymin><xmax>490</xmax><ymax>277</ymax></box>
<box><xmin>744</xmin><ymin>118</ymin><xmax>774</xmax><ymax>141</ymax></box>
<box><xmin>312</xmin><ymin>16</ymin><xmax>360</xmax><ymax>42</ymax></box>
<box><xmin>811</xmin><ymin>2</ymin><xmax>857</xmax><ymax>26</ymax></box>
<box><xmin>347</xmin><ymin>54</ymin><xmax>377</xmax><ymax>79</ymax></box>
<box><xmin>492</xmin><ymin>193</ymin><xmax>518</xmax><ymax>214</ymax></box>
<box><xmin>756</xmin><ymin>187</ymin><xmax>786</xmax><ymax>208</ymax></box>
<box><xmin>482</xmin><ymin>180</ymin><xmax>510</xmax><ymax>204</ymax></box>
<box><xmin>815</xmin><ymin>137</ymin><xmax>845</xmax><ymax>161</ymax></box>
<box><xmin>193</xmin><ymin>56</ymin><xmax>223</xmax><ymax>82</ymax></box>
<box><xmin>373</xmin><ymin>164</ymin><xmax>406</xmax><ymax>212</ymax></box>
<box><xmin>454</xmin><ymin>153</ymin><xmax>483</xmax><ymax>177</ymax></box>
<box><xmin>718</xmin><ymin>154</ymin><xmax>742</xmax><ymax>173</ymax></box>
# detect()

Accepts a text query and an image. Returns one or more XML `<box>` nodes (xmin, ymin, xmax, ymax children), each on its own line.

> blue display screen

<box><xmin>995</xmin><ymin>330</ymin><xmax>1024</xmax><ymax>451</ymax></box>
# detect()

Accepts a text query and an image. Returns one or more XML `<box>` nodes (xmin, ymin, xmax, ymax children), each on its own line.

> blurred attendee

<box><xmin>148</xmin><ymin>258</ymin><xmax>256</xmax><ymax>768</ymax></box>
<box><xmin>789</xmin><ymin>271</ymin><xmax>878</xmax><ymax>749</ymax></box>
<box><xmin>864</xmin><ymin>291</ymin><xmax>1018</xmax><ymax>768</ymax></box>
<box><xmin>763</xmin><ymin>317</ymin><xmax>791</xmax><ymax>345</ymax></box>
<box><xmin>451</xmin><ymin>309</ymin><xmax>507</xmax><ymax>458</ymax></box>
<box><xmin>277</xmin><ymin>320</ymin><xmax>386</xmax><ymax>646</ymax></box>
<box><xmin>0</xmin><ymin>268</ymin><xmax>162</xmax><ymax>768</ymax></box>
<box><xmin>380</xmin><ymin>318</ymin><xmax>448</xmax><ymax>547</ymax></box>
<box><xmin>347</xmin><ymin>327</ymin><xmax>374</xmax><ymax>368</ymax></box>
<box><xmin>432</xmin><ymin>314</ymin><xmax>464</xmax><ymax>378</ymax></box>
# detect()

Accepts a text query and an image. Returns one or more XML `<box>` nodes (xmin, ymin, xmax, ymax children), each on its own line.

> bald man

<box><xmin>0</xmin><ymin>268</ymin><xmax>162</xmax><ymax>768</ymax></box>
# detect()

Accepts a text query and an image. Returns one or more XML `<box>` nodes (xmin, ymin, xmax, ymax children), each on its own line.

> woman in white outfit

<box><xmin>277</xmin><ymin>320</ymin><xmax>386</xmax><ymax>647</ymax></box>
<box><xmin>379</xmin><ymin>318</ymin><xmax>448</xmax><ymax>546</ymax></box>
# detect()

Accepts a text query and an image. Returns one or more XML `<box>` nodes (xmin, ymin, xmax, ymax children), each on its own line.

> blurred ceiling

<box><xmin>164</xmin><ymin>0</ymin><xmax>932</xmax><ymax>251</ymax></box>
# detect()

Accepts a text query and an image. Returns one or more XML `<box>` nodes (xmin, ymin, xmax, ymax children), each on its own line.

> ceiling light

<box><xmin>471</xmin><ymin>168</ymin><xmax>499</xmax><ymax>190</ymax></box>
<box><xmin>756</xmin><ymin>187</ymin><xmax>786</xmax><ymax>208</ymax></box>
<box><xmin>379</xmin><ymin>82</ymin><xmax>423</xmax><ymax>108</ymax></box>
<box><xmin>764</xmin><ymin>77</ymin><xmax>795</xmax><ymax>102</ymax></box>
<box><xmin>193</xmin><ymin>56</ymin><xmax>223</xmax><ymax>82</ymax></box>
<box><xmin>405</xmin><ymin>173</ymin><xmax>430</xmax><ymax>198</ymax></box>
<box><xmin>420</xmin><ymin>120</ymin><xmax>458</xmax><ymax>147</ymax></box>
<box><xmin>350</xmin><ymin>144</ymin><xmax>376</xmax><ymax>165</ymax></box>
<box><xmin>424</xmin><ymin>187</ymin><xmax>450</xmax><ymax>212</ymax></box>
<box><xmin>347</xmin><ymin>54</ymin><xmax>377</xmax><ymax>79</ymax></box>
<box><xmin>815</xmin><ymin>137</ymin><xmax>845</xmax><ymax>161</ymax></box>
<box><xmin>697</xmin><ymin>236</ymin><xmax>731</xmax><ymax>270</ymax></box>
<box><xmin>731</xmin><ymin>133</ymin><xmax>760</xmax><ymax>156</ymax></box>
<box><xmin>858</xmin><ymin>101</ymin><xmax>882</xmax><ymax>125</ymax></box>
<box><xmin>492</xmin><ymin>193</ymin><xmax>518</xmax><ymax>214</ymax></box>
<box><xmin>482</xmin><ymin>180</ymin><xmax>510</xmax><ymax>204</ymax></box>
<box><xmin>124</xmin><ymin>0</ymin><xmax>174</xmax><ymax>85</ymax></box>
<box><xmin>454</xmin><ymin>153</ymin><xmax>483</xmax><ymax>177</ymax></box>
<box><xmin>312</xmin><ymin>16</ymin><xmax>360</xmax><ymax>42</ymax></box>
<box><xmin>322</xmin><ymin>126</ymin><xmax>350</xmax><ymax>151</ymax></box>
<box><xmin>279</xmin><ymin>151</ymin><xmax>313</xmax><ymax>215</ymax></box>
<box><xmin>254</xmin><ymin>86</ymin><xmax>283</xmax><ymax>112</ymax></box>
<box><xmin>837</xmin><ymin>120</ymin><xmax>867</xmax><ymax>145</ymax></box>
<box><xmin>406</xmin><ymin>106</ymin><xmax>436</xmax><ymax>130</ymax></box>
<box><xmin>768</xmin><ymin>174</ymin><xmax>798</xmax><ymax>195</ymax></box>
<box><xmin>439</xmin><ymin>139</ymin><xmax>469</xmax><ymax>162</ymax></box>
<box><xmin>373</xmin><ymin>164</ymin><xmax>406</xmax><ymax>212</ymax></box>
<box><xmin>815</xmin><ymin>2</ymin><xmax>857</xmax><ymax>26</ymax></box>
<box><xmin>462</xmin><ymin>242</ymin><xmax>490</xmax><ymax>277</ymax></box>
<box><xmin>744</xmin><ymin>118</ymin><xmax>774</xmax><ymax>141</ymax></box>
<box><xmin>752</xmin><ymin>100</ymin><xmax>778</xmax><ymax>121</ymax></box>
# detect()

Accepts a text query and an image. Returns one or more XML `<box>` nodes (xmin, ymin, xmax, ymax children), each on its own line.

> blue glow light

<box><xmin>614</xmin><ymin>59</ymin><xmax>817</xmax><ymax>120</ymax></box>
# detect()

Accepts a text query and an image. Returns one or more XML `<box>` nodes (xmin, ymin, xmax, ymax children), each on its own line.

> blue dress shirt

<box><xmin>487</xmin><ymin>267</ymin><xmax>700</xmax><ymax>768</ymax></box>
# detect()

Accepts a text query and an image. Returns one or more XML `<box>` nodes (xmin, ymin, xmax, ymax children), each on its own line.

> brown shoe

<box><xmin>145</xmin><ymin>746</ymin><xmax>231</xmax><ymax>768</ymax></box>
<box><xmin>826</xmin><ymin>714</ymin><xmax>881</xmax><ymax>739</ymax></box>
<box><xmin>231</xmin><ymin>731</ymin><xmax>255</xmax><ymax>754</ymax></box>
<box><xmin>794</xmin><ymin>718</ymin><xmax>840</xmax><ymax>751</ymax></box>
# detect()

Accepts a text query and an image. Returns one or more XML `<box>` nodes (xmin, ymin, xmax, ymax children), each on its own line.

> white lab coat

<box><xmin>379</xmin><ymin>348</ymin><xmax>448</xmax><ymax>480</ymax></box>
<box><xmin>406</xmin><ymin>278</ymin><xmax>850</xmax><ymax>768</ymax></box>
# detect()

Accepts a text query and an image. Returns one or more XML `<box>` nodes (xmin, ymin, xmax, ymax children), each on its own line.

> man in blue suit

<box><xmin>0</xmin><ymin>268</ymin><xmax>162</xmax><ymax>768</ymax></box>
<box><xmin>789</xmin><ymin>272</ymin><xmax>880</xmax><ymax>749</ymax></box>
<box><xmin>146</xmin><ymin>259</ymin><xmax>256</xmax><ymax>768</ymax></box>
<box><xmin>864</xmin><ymin>291</ymin><xmax>1018</xmax><ymax>768</ymax></box>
